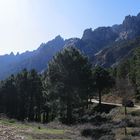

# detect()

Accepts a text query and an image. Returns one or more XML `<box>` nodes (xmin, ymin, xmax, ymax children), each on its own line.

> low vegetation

<box><xmin>0</xmin><ymin>105</ymin><xmax>140</xmax><ymax>139</ymax></box>
<box><xmin>0</xmin><ymin>118</ymin><xmax>89</xmax><ymax>140</ymax></box>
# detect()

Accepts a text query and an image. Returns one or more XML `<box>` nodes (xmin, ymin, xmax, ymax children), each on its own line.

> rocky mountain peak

<box><xmin>10</xmin><ymin>52</ymin><xmax>14</xmax><ymax>56</ymax></box>
<box><xmin>82</xmin><ymin>28</ymin><xmax>93</xmax><ymax>40</ymax></box>
<box><xmin>54</xmin><ymin>35</ymin><xmax>64</xmax><ymax>41</ymax></box>
<box><xmin>122</xmin><ymin>15</ymin><xmax>138</xmax><ymax>29</ymax></box>
<box><xmin>115</xmin><ymin>14</ymin><xmax>140</xmax><ymax>41</ymax></box>
<box><xmin>137</xmin><ymin>13</ymin><xmax>140</xmax><ymax>20</ymax></box>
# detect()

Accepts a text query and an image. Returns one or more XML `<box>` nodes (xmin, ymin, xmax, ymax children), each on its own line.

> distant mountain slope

<box><xmin>93</xmin><ymin>37</ymin><xmax>140</xmax><ymax>67</ymax></box>
<box><xmin>1</xmin><ymin>12</ymin><xmax>140</xmax><ymax>79</ymax></box>
<box><xmin>0</xmin><ymin>36</ymin><xmax>65</xmax><ymax>79</ymax></box>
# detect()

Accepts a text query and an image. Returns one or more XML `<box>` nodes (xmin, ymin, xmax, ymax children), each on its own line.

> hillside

<box><xmin>93</xmin><ymin>37</ymin><xmax>140</xmax><ymax>67</ymax></box>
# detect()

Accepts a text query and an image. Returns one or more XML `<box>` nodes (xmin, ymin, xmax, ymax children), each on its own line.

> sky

<box><xmin>0</xmin><ymin>0</ymin><xmax>140</xmax><ymax>55</ymax></box>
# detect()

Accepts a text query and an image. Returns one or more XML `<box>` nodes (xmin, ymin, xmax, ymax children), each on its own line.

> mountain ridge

<box><xmin>1</xmin><ymin>12</ymin><xmax>140</xmax><ymax>79</ymax></box>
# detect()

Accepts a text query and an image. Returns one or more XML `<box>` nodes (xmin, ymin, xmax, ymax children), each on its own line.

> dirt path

<box><xmin>91</xmin><ymin>99</ymin><xmax>140</xmax><ymax>110</ymax></box>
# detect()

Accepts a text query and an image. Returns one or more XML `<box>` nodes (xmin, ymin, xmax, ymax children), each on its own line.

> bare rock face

<box><xmin>116</xmin><ymin>14</ymin><xmax>140</xmax><ymax>40</ymax></box>
<box><xmin>94</xmin><ymin>37</ymin><xmax>140</xmax><ymax>68</ymax></box>
<box><xmin>82</xmin><ymin>28</ymin><xmax>93</xmax><ymax>41</ymax></box>
<box><xmin>83</xmin><ymin>13</ymin><xmax>140</xmax><ymax>43</ymax></box>
<box><xmin>84</xmin><ymin>27</ymin><xmax>117</xmax><ymax>41</ymax></box>
<box><xmin>123</xmin><ymin>15</ymin><xmax>138</xmax><ymax>29</ymax></box>
<box><xmin>81</xmin><ymin>27</ymin><xmax>119</xmax><ymax>61</ymax></box>
<box><xmin>82</xmin><ymin>13</ymin><xmax>140</xmax><ymax>67</ymax></box>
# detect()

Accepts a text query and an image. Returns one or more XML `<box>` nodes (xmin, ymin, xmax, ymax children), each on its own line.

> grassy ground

<box><xmin>1</xmin><ymin>105</ymin><xmax>140</xmax><ymax>140</ymax></box>
<box><xmin>0</xmin><ymin>118</ymin><xmax>90</xmax><ymax>140</ymax></box>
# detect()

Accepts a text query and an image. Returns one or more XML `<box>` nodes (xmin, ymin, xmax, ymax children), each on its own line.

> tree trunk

<box><xmin>124</xmin><ymin>127</ymin><xmax>127</xmax><ymax>136</ymax></box>
<box><xmin>43</xmin><ymin>112</ymin><xmax>46</xmax><ymax>123</ymax></box>
<box><xmin>99</xmin><ymin>90</ymin><xmax>102</xmax><ymax>106</ymax></box>
<box><xmin>66</xmin><ymin>100</ymin><xmax>72</xmax><ymax>124</ymax></box>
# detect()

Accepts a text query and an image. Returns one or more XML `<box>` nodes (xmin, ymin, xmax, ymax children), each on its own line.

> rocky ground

<box><xmin>0</xmin><ymin>124</ymin><xmax>26</xmax><ymax>140</ymax></box>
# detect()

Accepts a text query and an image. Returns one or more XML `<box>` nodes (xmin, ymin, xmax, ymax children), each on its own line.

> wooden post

<box><xmin>124</xmin><ymin>105</ymin><xmax>127</xmax><ymax>135</ymax></box>
<box><xmin>124</xmin><ymin>126</ymin><xmax>127</xmax><ymax>136</ymax></box>
<box><xmin>124</xmin><ymin>106</ymin><xmax>127</xmax><ymax>116</ymax></box>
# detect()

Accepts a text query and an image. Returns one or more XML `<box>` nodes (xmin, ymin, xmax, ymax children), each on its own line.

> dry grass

<box><xmin>1</xmin><ymin>104</ymin><xmax>140</xmax><ymax>140</ymax></box>
<box><xmin>0</xmin><ymin>119</ymin><xmax>91</xmax><ymax>140</ymax></box>
<box><xmin>102</xmin><ymin>94</ymin><xmax>123</xmax><ymax>104</ymax></box>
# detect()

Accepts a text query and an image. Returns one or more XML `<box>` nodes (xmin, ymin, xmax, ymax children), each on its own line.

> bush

<box><xmin>131</xmin><ymin>129</ymin><xmax>140</xmax><ymax>136</ymax></box>
<box><xmin>8</xmin><ymin>119</ymin><xmax>16</xmax><ymax>124</ymax></box>
<box><xmin>81</xmin><ymin>123</ymin><xmax>114</xmax><ymax>139</ymax></box>
<box><xmin>131</xmin><ymin>110</ymin><xmax>140</xmax><ymax>116</ymax></box>
<box><xmin>124</xmin><ymin>116</ymin><xmax>140</xmax><ymax>127</ymax></box>
<box><xmin>121</xmin><ymin>136</ymin><xmax>132</xmax><ymax>140</ymax></box>
<box><xmin>81</xmin><ymin>129</ymin><xmax>93</xmax><ymax>137</ymax></box>
<box><xmin>99</xmin><ymin>135</ymin><xmax>115</xmax><ymax>140</ymax></box>
<box><xmin>80</xmin><ymin>115</ymin><xmax>89</xmax><ymax>123</ymax></box>
<box><xmin>90</xmin><ymin>113</ymin><xmax>110</xmax><ymax>124</ymax></box>
<box><xmin>80</xmin><ymin>113</ymin><xmax>111</xmax><ymax>124</ymax></box>
<box><xmin>93</xmin><ymin>104</ymin><xmax>116</xmax><ymax>113</ymax></box>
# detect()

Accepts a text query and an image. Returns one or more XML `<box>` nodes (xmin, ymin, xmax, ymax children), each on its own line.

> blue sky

<box><xmin>0</xmin><ymin>0</ymin><xmax>140</xmax><ymax>55</ymax></box>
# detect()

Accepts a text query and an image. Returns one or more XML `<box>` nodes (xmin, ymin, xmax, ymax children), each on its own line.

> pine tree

<box><xmin>46</xmin><ymin>47</ymin><xmax>93</xmax><ymax>124</ymax></box>
<box><xmin>93</xmin><ymin>66</ymin><xmax>115</xmax><ymax>107</ymax></box>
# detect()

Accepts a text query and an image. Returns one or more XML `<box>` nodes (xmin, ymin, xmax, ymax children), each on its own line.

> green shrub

<box><xmin>99</xmin><ymin>135</ymin><xmax>115</xmax><ymax>140</ymax></box>
<box><xmin>131</xmin><ymin>110</ymin><xmax>140</xmax><ymax>116</ymax></box>
<box><xmin>8</xmin><ymin>119</ymin><xmax>16</xmax><ymax>124</ymax></box>
<box><xmin>81</xmin><ymin>129</ymin><xmax>93</xmax><ymax>137</ymax></box>
<box><xmin>80</xmin><ymin>113</ymin><xmax>111</xmax><ymax>124</ymax></box>
<box><xmin>121</xmin><ymin>136</ymin><xmax>132</xmax><ymax>140</ymax></box>
<box><xmin>81</xmin><ymin>123</ymin><xmax>114</xmax><ymax>139</ymax></box>
<box><xmin>131</xmin><ymin>129</ymin><xmax>140</xmax><ymax>136</ymax></box>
